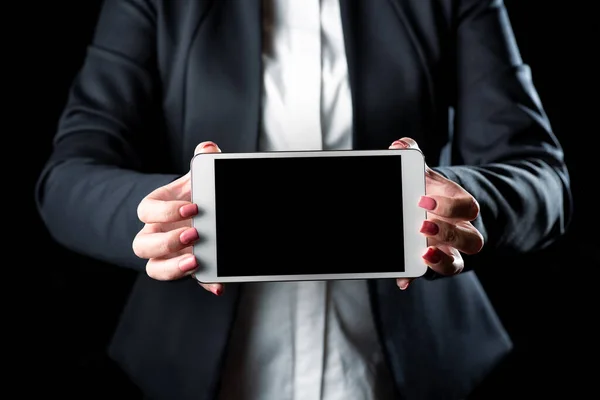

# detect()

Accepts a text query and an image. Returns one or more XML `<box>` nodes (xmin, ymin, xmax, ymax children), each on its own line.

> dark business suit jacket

<box><xmin>35</xmin><ymin>0</ymin><xmax>572</xmax><ymax>399</ymax></box>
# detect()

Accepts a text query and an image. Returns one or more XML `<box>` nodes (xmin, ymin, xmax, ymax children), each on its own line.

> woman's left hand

<box><xmin>389</xmin><ymin>137</ymin><xmax>484</xmax><ymax>290</ymax></box>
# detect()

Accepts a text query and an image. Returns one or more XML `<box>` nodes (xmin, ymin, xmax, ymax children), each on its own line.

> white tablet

<box><xmin>191</xmin><ymin>149</ymin><xmax>427</xmax><ymax>283</ymax></box>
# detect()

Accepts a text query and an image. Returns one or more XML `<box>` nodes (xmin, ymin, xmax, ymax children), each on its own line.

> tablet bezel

<box><xmin>191</xmin><ymin>149</ymin><xmax>427</xmax><ymax>283</ymax></box>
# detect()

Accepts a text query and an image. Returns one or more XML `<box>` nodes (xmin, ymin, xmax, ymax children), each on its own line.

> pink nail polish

<box><xmin>422</xmin><ymin>247</ymin><xmax>441</xmax><ymax>264</ymax></box>
<box><xmin>178</xmin><ymin>255</ymin><xmax>197</xmax><ymax>272</ymax></box>
<box><xmin>391</xmin><ymin>140</ymin><xmax>409</xmax><ymax>148</ymax></box>
<box><xmin>179</xmin><ymin>204</ymin><xmax>198</xmax><ymax>218</ymax></box>
<box><xmin>418</xmin><ymin>196</ymin><xmax>436</xmax><ymax>211</ymax></box>
<box><xmin>180</xmin><ymin>229</ymin><xmax>199</xmax><ymax>244</ymax></box>
<box><xmin>420</xmin><ymin>221</ymin><xmax>439</xmax><ymax>236</ymax></box>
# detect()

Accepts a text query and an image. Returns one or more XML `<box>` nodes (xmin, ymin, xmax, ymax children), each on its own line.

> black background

<box><xmin>17</xmin><ymin>0</ymin><xmax>596</xmax><ymax>398</ymax></box>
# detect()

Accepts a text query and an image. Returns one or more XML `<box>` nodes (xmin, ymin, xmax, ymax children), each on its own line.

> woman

<box><xmin>35</xmin><ymin>0</ymin><xmax>572</xmax><ymax>399</ymax></box>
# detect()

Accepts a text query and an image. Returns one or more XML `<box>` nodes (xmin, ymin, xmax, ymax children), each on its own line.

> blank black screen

<box><xmin>214</xmin><ymin>155</ymin><xmax>404</xmax><ymax>277</ymax></box>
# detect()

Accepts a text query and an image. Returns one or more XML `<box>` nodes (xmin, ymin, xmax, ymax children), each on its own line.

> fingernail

<box><xmin>212</xmin><ymin>286</ymin><xmax>223</xmax><ymax>296</ymax></box>
<box><xmin>391</xmin><ymin>140</ymin><xmax>409</xmax><ymax>148</ymax></box>
<box><xmin>418</xmin><ymin>196</ymin><xmax>436</xmax><ymax>211</ymax></box>
<box><xmin>422</xmin><ymin>247</ymin><xmax>441</xmax><ymax>264</ymax></box>
<box><xmin>179</xmin><ymin>204</ymin><xmax>198</xmax><ymax>218</ymax></box>
<box><xmin>202</xmin><ymin>142</ymin><xmax>217</xmax><ymax>150</ymax></box>
<box><xmin>180</xmin><ymin>228</ymin><xmax>199</xmax><ymax>244</ymax></box>
<box><xmin>398</xmin><ymin>281</ymin><xmax>409</xmax><ymax>290</ymax></box>
<box><xmin>420</xmin><ymin>221</ymin><xmax>439</xmax><ymax>236</ymax></box>
<box><xmin>178</xmin><ymin>255</ymin><xmax>197</xmax><ymax>272</ymax></box>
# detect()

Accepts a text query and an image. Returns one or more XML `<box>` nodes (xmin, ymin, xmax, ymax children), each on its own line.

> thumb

<box><xmin>195</xmin><ymin>141</ymin><xmax>221</xmax><ymax>155</ymax></box>
<box><xmin>389</xmin><ymin>137</ymin><xmax>420</xmax><ymax>150</ymax></box>
<box><xmin>167</xmin><ymin>141</ymin><xmax>222</xmax><ymax>190</ymax></box>
<box><xmin>389</xmin><ymin>137</ymin><xmax>440</xmax><ymax>181</ymax></box>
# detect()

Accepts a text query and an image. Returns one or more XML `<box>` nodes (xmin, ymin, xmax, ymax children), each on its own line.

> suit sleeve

<box><xmin>35</xmin><ymin>0</ymin><xmax>177</xmax><ymax>271</ymax></box>
<box><xmin>434</xmin><ymin>0</ymin><xmax>573</xmax><ymax>256</ymax></box>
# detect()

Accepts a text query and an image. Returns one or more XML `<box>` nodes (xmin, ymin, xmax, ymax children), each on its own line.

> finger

<box><xmin>138</xmin><ymin>141</ymin><xmax>220</xmax><ymax>223</ymax></box>
<box><xmin>389</xmin><ymin>139</ymin><xmax>437</xmax><ymax>192</ymax></box>
<box><xmin>133</xmin><ymin>226</ymin><xmax>199</xmax><ymax>259</ymax></box>
<box><xmin>388</xmin><ymin>139</ymin><xmax>462</xmax><ymax>196</ymax></box>
<box><xmin>422</xmin><ymin>245</ymin><xmax>463</xmax><ymax>276</ymax></box>
<box><xmin>137</xmin><ymin>196</ymin><xmax>198</xmax><ymax>224</ymax></box>
<box><xmin>418</xmin><ymin>194</ymin><xmax>480</xmax><ymax>221</ymax></box>
<box><xmin>389</xmin><ymin>137</ymin><xmax>420</xmax><ymax>150</ymax></box>
<box><xmin>194</xmin><ymin>141</ymin><xmax>222</xmax><ymax>155</ymax></box>
<box><xmin>388</xmin><ymin>138</ymin><xmax>461</xmax><ymax>199</ymax></box>
<box><xmin>146</xmin><ymin>252</ymin><xmax>197</xmax><ymax>281</ymax></box>
<box><xmin>424</xmin><ymin>167</ymin><xmax>460</xmax><ymax>190</ymax></box>
<box><xmin>198</xmin><ymin>282</ymin><xmax>224</xmax><ymax>296</ymax></box>
<box><xmin>396</xmin><ymin>278</ymin><xmax>414</xmax><ymax>290</ymax></box>
<box><xmin>420</xmin><ymin>219</ymin><xmax>484</xmax><ymax>255</ymax></box>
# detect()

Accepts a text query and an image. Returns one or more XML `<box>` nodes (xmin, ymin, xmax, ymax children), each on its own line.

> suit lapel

<box><xmin>339</xmin><ymin>0</ymin><xmax>432</xmax><ymax>150</ymax></box>
<box><xmin>184</xmin><ymin>0</ymin><xmax>263</xmax><ymax>153</ymax></box>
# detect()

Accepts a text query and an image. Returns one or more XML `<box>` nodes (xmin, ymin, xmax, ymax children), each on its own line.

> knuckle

<box><xmin>473</xmin><ymin>231</ymin><xmax>484</xmax><ymax>253</ymax></box>
<box><xmin>161</xmin><ymin>271</ymin><xmax>179</xmax><ymax>281</ymax></box>
<box><xmin>452</xmin><ymin>264</ymin><xmax>464</xmax><ymax>275</ymax></box>
<box><xmin>448</xmin><ymin>253</ymin><xmax>464</xmax><ymax>275</ymax></box>
<box><xmin>464</xmin><ymin>231</ymin><xmax>484</xmax><ymax>255</ymax></box>
<box><xmin>136</xmin><ymin>202</ymin><xmax>147</xmax><ymax>222</ymax></box>
<box><xmin>162</xmin><ymin>264</ymin><xmax>181</xmax><ymax>281</ymax></box>
<box><xmin>445</xmin><ymin>202</ymin><xmax>457</xmax><ymax>217</ymax></box>
<box><xmin>132</xmin><ymin>237</ymin><xmax>146</xmax><ymax>258</ymax></box>
<box><xmin>163</xmin><ymin>235</ymin><xmax>182</xmax><ymax>255</ymax></box>
<box><xmin>146</xmin><ymin>270</ymin><xmax>158</xmax><ymax>280</ymax></box>
<box><xmin>162</xmin><ymin>208</ymin><xmax>176</xmax><ymax>222</ymax></box>
<box><xmin>469</xmin><ymin>197</ymin><xmax>480</xmax><ymax>220</ymax></box>
<box><xmin>145</xmin><ymin>268</ymin><xmax>154</xmax><ymax>279</ymax></box>
<box><xmin>146</xmin><ymin>262</ymin><xmax>160</xmax><ymax>280</ymax></box>
<box><xmin>441</xmin><ymin>226</ymin><xmax>458</xmax><ymax>244</ymax></box>
<box><xmin>147</xmin><ymin>261</ymin><xmax>180</xmax><ymax>281</ymax></box>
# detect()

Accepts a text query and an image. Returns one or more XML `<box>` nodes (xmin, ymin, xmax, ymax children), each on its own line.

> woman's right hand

<box><xmin>132</xmin><ymin>141</ymin><xmax>224</xmax><ymax>296</ymax></box>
